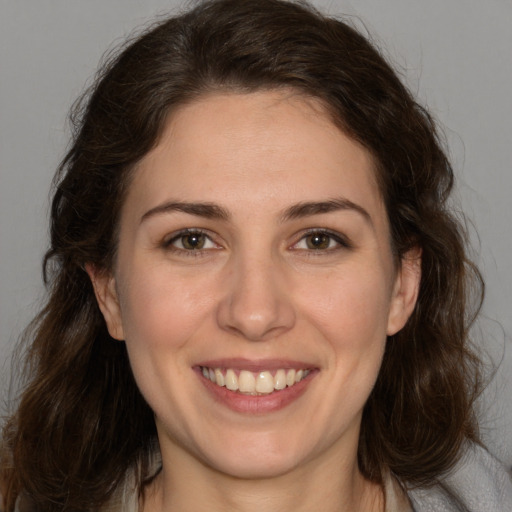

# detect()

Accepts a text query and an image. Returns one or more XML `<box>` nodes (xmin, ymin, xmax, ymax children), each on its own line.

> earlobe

<box><xmin>85</xmin><ymin>263</ymin><xmax>125</xmax><ymax>340</ymax></box>
<box><xmin>386</xmin><ymin>247</ymin><xmax>422</xmax><ymax>336</ymax></box>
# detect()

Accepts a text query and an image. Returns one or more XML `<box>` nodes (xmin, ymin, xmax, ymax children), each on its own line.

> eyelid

<box><xmin>290</xmin><ymin>228</ymin><xmax>352</xmax><ymax>251</ymax></box>
<box><xmin>162</xmin><ymin>228</ymin><xmax>222</xmax><ymax>252</ymax></box>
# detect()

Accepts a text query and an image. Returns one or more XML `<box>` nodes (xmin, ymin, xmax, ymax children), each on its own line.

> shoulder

<box><xmin>406</xmin><ymin>443</ymin><xmax>512</xmax><ymax>512</ymax></box>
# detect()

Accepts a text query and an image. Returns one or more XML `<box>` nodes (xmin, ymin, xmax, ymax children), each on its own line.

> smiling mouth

<box><xmin>199</xmin><ymin>366</ymin><xmax>311</xmax><ymax>395</ymax></box>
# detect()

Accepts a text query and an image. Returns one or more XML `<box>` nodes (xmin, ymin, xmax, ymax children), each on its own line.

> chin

<box><xmin>209</xmin><ymin>454</ymin><xmax>300</xmax><ymax>480</ymax></box>
<box><xmin>198</xmin><ymin>433</ymin><xmax>307</xmax><ymax>480</ymax></box>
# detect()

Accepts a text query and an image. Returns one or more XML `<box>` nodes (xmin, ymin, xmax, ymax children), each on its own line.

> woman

<box><xmin>1</xmin><ymin>0</ymin><xmax>511</xmax><ymax>510</ymax></box>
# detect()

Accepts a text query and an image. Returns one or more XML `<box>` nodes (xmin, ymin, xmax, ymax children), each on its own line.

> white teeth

<box><xmin>214</xmin><ymin>368</ymin><xmax>225</xmax><ymax>387</ymax></box>
<box><xmin>286</xmin><ymin>369</ymin><xmax>296</xmax><ymax>387</ymax></box>
<box><xmin>238</xmin><ymin>370</ymin><xmax>256</xmax><ymax>393</ymax></box>
<box><xmin>225</xmin><ymin>369</ymin><xmax>238</xmax><ymax>391</ymax></box>
<box><xmin>256</xmin><ymin>371</ymin><xmax>275</xmax><ymax>393</ymax></box>
<box><xmin>274</xmin><ymin>369</ymin><xmax>287</xmax><ymax>390</ymax></box>
<box><xmin>201</xmin><ymin>367</ymin><xmax>310</xmax><ymax>395</ymax></box>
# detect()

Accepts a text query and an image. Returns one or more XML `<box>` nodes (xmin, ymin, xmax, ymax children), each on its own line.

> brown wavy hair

<box><xmin>1</xmin><ymin>0</ymin><xmax>483</xmax><ymax>509</ymax></box>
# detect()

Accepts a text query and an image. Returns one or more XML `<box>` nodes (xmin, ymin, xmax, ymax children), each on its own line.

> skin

<box><xmin>89</xmin><ymin>90</ymin><xmax>420</xmax><ymax>512</ymax></box>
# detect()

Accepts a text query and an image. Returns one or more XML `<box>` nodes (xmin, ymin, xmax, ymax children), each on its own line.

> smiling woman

<box><xmin>1</xmin><ymin>1</ymin><xmax>511</xmax><ymax>511</ymax></box>
<box><xmin>88</xmin><ymin>91</ymin><xmax>416</xmax><ymax>497</ymax></box>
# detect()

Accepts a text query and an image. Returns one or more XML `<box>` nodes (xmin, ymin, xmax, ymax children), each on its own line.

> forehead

<box><xmin>124</xmin><ymin>90</ymin><xmax>385</xmax><ymax>226</ymax></box>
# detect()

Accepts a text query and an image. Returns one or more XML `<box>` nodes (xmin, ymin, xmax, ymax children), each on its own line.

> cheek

<box><xmin>114</xmin><ymin>264</ymin><xmax>216</xmax><ymax>418</ymax></box>
<box><xmin>299</xmin><ymin>267</ymin><xmax>393</xmax><ymax>348</ymax></box>
<box><xmin>117</xmin><ymin>262</ymin><xmax>215</xmax><ymax>354</ymax></box>
<box><xmin>286</xmin><ymin>268</ymin><xmax>392</xmax><ymax>445</ymax></box>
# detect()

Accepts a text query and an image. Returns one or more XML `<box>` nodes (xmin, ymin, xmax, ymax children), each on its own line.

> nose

<box><xmin>216</xmin><ymin>253</ymin><xmax>296</xmax><ymax>341</ymax></box>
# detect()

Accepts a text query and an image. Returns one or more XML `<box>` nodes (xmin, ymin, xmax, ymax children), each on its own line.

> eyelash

<box><xmin>162</xmin><ymin>228</ymin><xmax>351</xmax><ymax>257</ymax></box>
<box><xmin>162</xmin><ymin>229</ymin><xmax>220</xmax><ymax>256</ymax></box>
<box><xmin>291</xmin><ymin>229</ymin><xmax>352</xmax><ymax>253</ymax></box>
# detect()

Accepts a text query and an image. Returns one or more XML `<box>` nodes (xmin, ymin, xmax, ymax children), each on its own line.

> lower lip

<box><xmin>197</xmin><ymin>370</ymin><xmax>316</xmax><ymax>414</ymax></box>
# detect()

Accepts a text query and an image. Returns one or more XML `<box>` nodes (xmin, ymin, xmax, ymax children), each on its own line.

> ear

<box><xmin>387</xmin><ymin>247</ymin><xmax>422</xmax><ymax>336</ymax></box>
<box><xmin>85</xmin><ymin>263</ymin><xmax>125</xmax><ymax>340</ymax></box>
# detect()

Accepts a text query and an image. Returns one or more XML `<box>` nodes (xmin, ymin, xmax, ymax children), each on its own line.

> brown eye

<box><xmin>292</xmin><ymin>230</ymin><xmax>350</xmax><ymax>252</ymax></box>
<box><xmin>305</xmin><ymin>233</ymin><xmax>331</xmax><ymax>250</ymax></box>
<box><xmin>166</xmin><ymin>230</ymin><xmax>217</xmax><ymax>251</ymax></box>
<box><xmin>180</xmin><ymin>233</ymin><xmax>206</xmax><ymax>250</ymax></box>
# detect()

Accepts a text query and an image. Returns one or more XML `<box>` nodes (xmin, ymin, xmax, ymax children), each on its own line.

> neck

<box><xmin>141</xmin><ymin>444</ymin><xmax>384</xmax><ymax>512</ymax></box>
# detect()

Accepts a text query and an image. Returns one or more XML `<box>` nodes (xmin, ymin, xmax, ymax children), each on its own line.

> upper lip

<box><xmin>195</xmin><ymin>358</ymin><xmax>316</xmax><ymax>372</ymax></box>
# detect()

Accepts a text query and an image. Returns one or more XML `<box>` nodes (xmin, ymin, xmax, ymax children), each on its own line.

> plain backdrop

<box><xmin>1</xmin><ymin>0</ymin><xmax>511</xmax><ymax>466</ymax></box>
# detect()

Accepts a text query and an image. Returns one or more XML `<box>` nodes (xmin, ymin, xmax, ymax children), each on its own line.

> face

<box><xmin>90</xmin><ymin>91</ymin><xmax>420</xmax><ymax>480</ymax></box>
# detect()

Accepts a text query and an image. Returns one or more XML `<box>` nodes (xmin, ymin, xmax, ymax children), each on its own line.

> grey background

<box><xmin>1</xmin><ymin>0</ymin><xmax>511</xmax><ymax>465</ymax></box>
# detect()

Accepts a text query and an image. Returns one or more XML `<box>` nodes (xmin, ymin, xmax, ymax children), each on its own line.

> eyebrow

<box><xmin>280</xmin><ymin>197</ymin><xmax>372</xmax><ymax>226</ymax></box>
<box><xmin>140</xmin><ymin>196</ymin><xmax>372</xmax><ymax>226</ymax></box>
<box><xmin>140</xmin><ymin>201</ymin><xmax>230</xmax><ymax>223</ymax></box>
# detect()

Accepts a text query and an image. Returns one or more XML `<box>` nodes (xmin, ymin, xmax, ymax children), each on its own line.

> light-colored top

<box><xmin>384</xmin><ymin>472</ymin><xmax>414</xmax><ymax>512</ymax></box>
<box><xmin>407</xmin><ymin>443</ymin><xmax>512</xmax><ymax>511</ymax></box>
